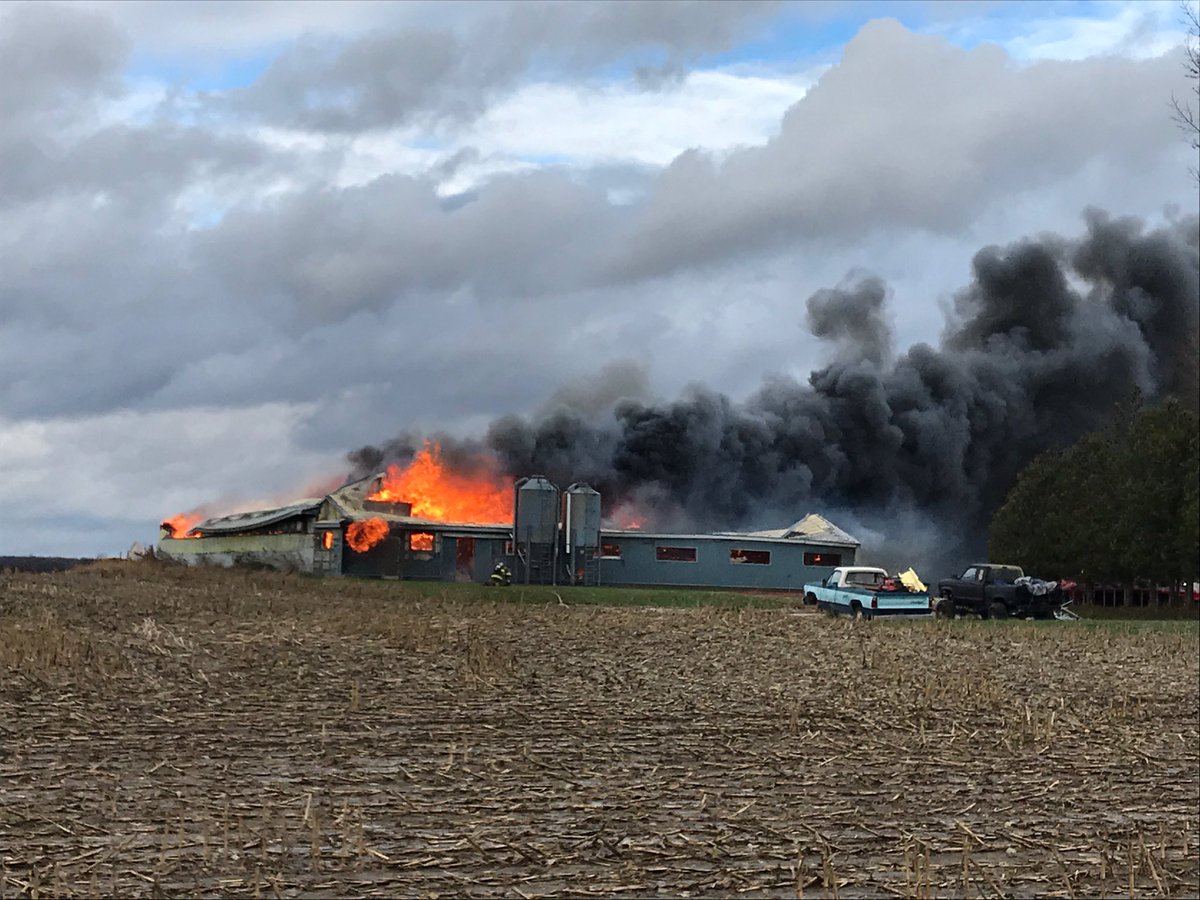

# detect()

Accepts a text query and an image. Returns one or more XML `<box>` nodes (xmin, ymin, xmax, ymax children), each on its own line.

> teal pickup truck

<box><xmin>803</xmin><ymin>566</ymin><xmax>932</xmax><ymax>619</ymax></box>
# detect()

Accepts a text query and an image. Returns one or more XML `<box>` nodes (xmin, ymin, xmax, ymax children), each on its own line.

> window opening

<box><xmin>656</xmin><ymin>546</ymin><xmax>697</xmax><ymax>562</ymax></box>
<box><xmin>730</xmin><ymin>549</ymin><xmax>770</xmax><ymax>565</ymax></box>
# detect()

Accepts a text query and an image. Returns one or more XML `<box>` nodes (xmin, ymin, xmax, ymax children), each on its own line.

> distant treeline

<box><xmin>0</xmin><ymin>557</ymin><xmax>93</xmax><ymax>574</ymax></box>
<box><xmin>990</xmin><ymin>398</ymin><xmax>1200</xmax><ymax>592</ymax></box>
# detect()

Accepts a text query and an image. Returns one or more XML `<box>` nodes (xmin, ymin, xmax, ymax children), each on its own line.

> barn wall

<box><xmin>159</xmin><ymin>533</ymin><xmax>317</xmax><ymax>572</ymax></box>
<box><xmin>597</xmin><ymin>535</ymin><xmax>855</xmax><ymax>591</ymax></box>
<box><xmin>342</xmin><ymin>535</ymin><xmax>404</xmax><ymax>578</ymax></box>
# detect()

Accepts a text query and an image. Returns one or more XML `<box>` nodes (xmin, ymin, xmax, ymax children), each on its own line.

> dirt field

<box><xmin>1</xmin><ymin>563</ymin><xmax>1197</xmax><ymax>898</ymax></box>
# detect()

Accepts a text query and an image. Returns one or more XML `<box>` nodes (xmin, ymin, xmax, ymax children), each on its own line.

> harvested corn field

<box><xmin>1</xmin><ymin>563</ymin><xmax>1197</xmax><ymax>898</ymax></box>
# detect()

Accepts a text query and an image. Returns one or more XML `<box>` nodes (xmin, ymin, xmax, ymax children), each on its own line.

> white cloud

<box><xmin>927</xmin><ymin>0</ymin><xmax>1189</xmax><ymax>64</ymax></box>
<box><xmin>246</xmin><ymin>64</ymin><xmax>819</xmax><ymax>198</ymax></box>
<box><xmin>465</xmin><ymin>66</ymin><xmax>819</xmax><ymax>170</ymax></box>
<box><xmin>0</xmin><ymin>404</ymin><xmax>342</xmax><ymax>554</ymax></box>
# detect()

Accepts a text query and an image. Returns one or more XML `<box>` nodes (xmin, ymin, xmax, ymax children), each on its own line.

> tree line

<box><xmin>989</xmin><ymin>397</ymin><xmax>1199</xmax><ymax>594</ymax></box>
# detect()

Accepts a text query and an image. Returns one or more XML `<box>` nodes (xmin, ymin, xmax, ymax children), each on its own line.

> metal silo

<box><xmin>563</xmin><ymin>482</ymin><xmax>602</xmax><ymax>586</ymax></box>
<box><xmin>513</xmin><ymin>476</ymin><xmax>559</xmax><ymax>584</ymax></box>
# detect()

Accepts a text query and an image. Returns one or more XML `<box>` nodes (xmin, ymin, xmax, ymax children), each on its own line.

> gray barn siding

<box><xmin>341</xmin><ymin>534</ymin><xmax>404</xmax><ymax>578</ymax></box>
<box><xmin>597</xmin><ymin>534</ymin><xmax>854</xmax><ymax>591</ymax></box>
<box><xmin>339</xmin><ymin>529</ymin><xmax>512</xmax><ymax>583</ymax></box>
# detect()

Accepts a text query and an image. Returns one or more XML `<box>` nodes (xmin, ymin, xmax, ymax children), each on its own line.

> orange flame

<box><xmin>162</xmin><ymin>513</ymin><xmax>203</xmax><ymax>539</ymax></box>
<box><xmin>370</xmin><ymin>442</ymin><xmax>511</xmax><ymax>524</ymax></box>
<box><xmin>410</xmin><ymin>532</ymin><xmax>434</xmax><ymax>552</ymax></box>
<box><xmin>346</xmin><ymin>517</ymin><xmax>390</xmax><ymax>553</ymax></box>
<box><xmin>610</xmin><ymin>504</ymin><xmax>647</xmax><ymax>530</ymax></box>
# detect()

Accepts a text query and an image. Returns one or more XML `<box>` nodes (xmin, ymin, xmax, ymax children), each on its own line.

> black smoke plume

<box><xmin>349</xmin><ymin>210</ymin><xmax>1199</xmax><ymax>572</ymax></box>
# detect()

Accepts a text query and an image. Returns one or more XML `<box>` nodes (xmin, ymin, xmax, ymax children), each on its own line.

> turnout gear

<box><xmin>489</xmin><ymin>562</ymin><xmax>512</xmax><ymax>587</ymax></box>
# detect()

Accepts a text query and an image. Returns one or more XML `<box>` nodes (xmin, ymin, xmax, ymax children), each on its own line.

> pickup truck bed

<box><xmin>804</xmin><ymin>567</ymin><xmax>932</xmax><ymax>619</ymax></box>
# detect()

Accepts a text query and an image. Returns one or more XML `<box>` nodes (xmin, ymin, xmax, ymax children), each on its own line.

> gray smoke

<box><xmin>349</xmin><ymin>210</ymin><xmax>1199</xmax><ymax>573</ymax></box>
<box><xmin>805</xmin><ymin>272</ymin><xmax>893</xmax><ymax>366</ymax></box>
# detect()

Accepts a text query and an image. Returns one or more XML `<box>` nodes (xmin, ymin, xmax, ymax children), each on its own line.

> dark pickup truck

<box><xmin>935</xmin><ymin>563</ymin><xmax>1065</xmax><ymax>620</ymax></box>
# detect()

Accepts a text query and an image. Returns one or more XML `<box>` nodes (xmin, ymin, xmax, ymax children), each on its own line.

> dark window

<box><xmin>600</xmin><ymin>542</ymin><xmax>622</xmax><ymax>559</ymax></box>
<box><xmin>730</xmin><ymin>548</ymin><xmax>770</xmax><ymax>565</ymax></box>
<box><xmin>960</xmin><ymin>567</ymin><xmax>978</xmax><ymax>581</ymax></box>
<box><xmin>656</xmin><ymin>546</ymin><xmax>697</xmax><ymax>562</ymax></box>
<box><xmin>804</xmin><ymin>552</ymin><xmax>842</xmax><ymax>567</ymax></box>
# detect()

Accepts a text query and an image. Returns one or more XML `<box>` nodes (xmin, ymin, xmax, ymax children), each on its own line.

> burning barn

<box><xmin>159</xmin><ymin>446</ymin><xmax>859</xmax><ymax>591</ymax></box>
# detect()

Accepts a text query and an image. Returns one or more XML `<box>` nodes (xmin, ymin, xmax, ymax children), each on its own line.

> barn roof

<box><xmin>189</xmin><ymin>499</ymin><xmax>322</xmax><ymax>535</ymax></box>
<box><xmin>717</xmin><ymin>513</ymin><xmax>860</xmax><ymax>548</ymax></box>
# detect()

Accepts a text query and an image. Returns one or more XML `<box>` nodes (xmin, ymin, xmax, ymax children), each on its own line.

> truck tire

<box><xmin>935</xmin><ymin>598</ymin><xmax>956</xmax><ymax>620</ymax></box>
<box><xmin>804</xmin><ymin>592</ymin><xmax>818</xmax><ymax>607</ymax></box>
<box><xmin>988</xmin><ymin>599</ymin><xmax>1008</xmax><ymax>621</ymax></box>
<box><xmin>850</xmin><ymin>600</ymin><xmax>864</xmax><ymax>620</ymax></box>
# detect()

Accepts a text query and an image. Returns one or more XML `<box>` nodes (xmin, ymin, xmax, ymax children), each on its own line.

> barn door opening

<box><xmin>456</xmin><ymin>537</ymin><xmax>475</xmax><ymax>581</ymax></box>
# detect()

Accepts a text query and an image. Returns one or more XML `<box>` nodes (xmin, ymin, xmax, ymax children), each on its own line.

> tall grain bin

<box><xmin>513</xmin><ymin>476</ymin><xmax>559</xmax><ymax>584</ymax></box>
<box><xmin>563</xmin><ymin>482</ymin><xmax>602</xmax><ymax>585</ymax></box>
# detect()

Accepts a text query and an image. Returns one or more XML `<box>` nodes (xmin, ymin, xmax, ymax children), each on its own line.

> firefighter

<box><xmin>489</xmin><ymin>561</ymin><xmax>512</xmax><ymax>587</ymax></box>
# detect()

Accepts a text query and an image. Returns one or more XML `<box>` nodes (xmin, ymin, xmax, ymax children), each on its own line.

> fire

<box><xmin>610</xmin><ymin>505</ymin><xmax>647</xmax><ymax>530</ymax></box>
<box><xmin>410</xmin><ymin>532</ymin><xmax>434</xmax><ymax>552</ymax></box>
<box><xmin>346</xmin><ymin>517</ymin><xmax>390</xmax><ymax>553</ymax></box>
<box><xmin>162</xmin><ymin>512</ymin><xmax>203</xmax><ymax>539</ymax></box>
<box><xmin>369</xmin><ymin>442</ymin><xmax>512</xmax><ymax>524</ymax></box>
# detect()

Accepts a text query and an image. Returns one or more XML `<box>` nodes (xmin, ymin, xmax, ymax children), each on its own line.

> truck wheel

<box><xmin>988</xmin><ymin>599</ymin><xmax>1008</xmax><ymax>621</ymax></box>
<box><xmin>935</xmin><ymin>599</ymin><xmax>956</xmax><ymax>620</ymax></box>
<box><xmin>850</xmin><ymin>601</ymin><xmax>864</xmax><ymax>620</ymax></box>
<box><xmin>804</xmin><ymin>592</ymin><xmax>818</xmax><ymax>607</ymax></box>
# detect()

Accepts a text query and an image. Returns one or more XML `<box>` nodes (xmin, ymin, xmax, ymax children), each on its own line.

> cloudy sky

<box><xmin>1</xmin><ymin>0</ymin><xmax>1196</xmax><ymax>557</ymax></box>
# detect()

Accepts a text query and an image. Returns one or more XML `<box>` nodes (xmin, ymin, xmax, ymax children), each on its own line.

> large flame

<box><xmin>162</xmin><ymin>513</ymin><xmax>203</xmax><ymax>539</ymax></box>
<box><xmin>370</xmin><ymin>442</ymin><xmax>512</xmax><ymax>524</ymax></box>
<box><xmin>346</xmin><ymin>517</ymin><xmax>390</xmax><ymax>553</ymax></box>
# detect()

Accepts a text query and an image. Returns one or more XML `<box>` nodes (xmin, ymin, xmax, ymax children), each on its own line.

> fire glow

<box><xmin>162</xmin><ymin>513</ymin><xmax>203</xmax><ymax>539</ymax></box>
<box><xmin>346</xmin><ymin>517</ymin><xmax>389</xmax><ymax>553</ymax></box>
<box><xmin>610</xmin><ymin>506</ymin><xmax>646</xmax><ymax>530</ymax></box>
<box><xmin>369</xmin><ymin>442</ymin><xmax>512</xmax><ymax>524</ymax></box>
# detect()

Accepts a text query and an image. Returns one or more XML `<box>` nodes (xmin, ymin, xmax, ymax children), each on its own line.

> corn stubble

<box><xmin>0</xmin><ymin>561</ymin><xmax>1197</xmax><ymax>898</ymax></box>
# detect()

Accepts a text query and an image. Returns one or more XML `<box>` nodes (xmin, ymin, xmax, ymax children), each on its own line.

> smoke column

<box><xmin>350</xmin><ymin>210</ymin><xmax>1199</xmax><ymax>573</ymax></box>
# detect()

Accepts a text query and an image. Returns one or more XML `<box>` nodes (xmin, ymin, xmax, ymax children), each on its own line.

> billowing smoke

<box><xmin>805</xmin><ymin>272</ymin><xmax>893</xmax><ymax>366</ymax></box>
<box><xmin>349</xmin><ymin>210</ymin><xmax>1199</xmax><ymax>573</ymax></box>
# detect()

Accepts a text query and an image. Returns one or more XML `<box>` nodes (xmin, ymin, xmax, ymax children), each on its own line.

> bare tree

<box><xmin>1173</xmin><ymin>0</ymin><xmax>1200</xmax><ymax>180</ymax></box>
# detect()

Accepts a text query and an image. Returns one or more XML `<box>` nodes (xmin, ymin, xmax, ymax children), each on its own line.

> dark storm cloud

<box><xmin>352</xmin><ymin>213</ymin><xmax>1200</xmax><ymax>570</ymax></box>
<box><xmin>231</xmin><ymin>1</ymin><xmax>779</xmax><ymax>131</ymax></box>
<box><xmin>195</xmin><ymin>168</ymin><xmax>615</xmax><ymax>321</ymax></box>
